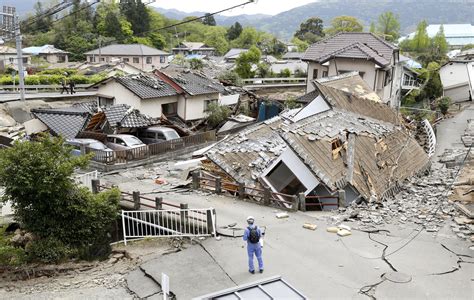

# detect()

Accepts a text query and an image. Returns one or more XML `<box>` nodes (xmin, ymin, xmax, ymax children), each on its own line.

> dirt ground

<box><xmin>0</xmin><ymin>239</ymin><xmax>178</xmax><ymax>299</ymax></box>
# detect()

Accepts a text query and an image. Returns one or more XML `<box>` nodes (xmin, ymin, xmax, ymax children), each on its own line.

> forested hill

<box><xmin>156</xmin><ymin>0</ymin><xmax>474</xmax><ymax>39</ymax></box>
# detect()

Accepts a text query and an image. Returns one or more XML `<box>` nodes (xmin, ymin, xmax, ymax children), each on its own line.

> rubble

<box><xmin>303</xmin><ymin>223</ymin><xmax>317</xmax><ymax>230</ymax></box>
<box><xmin>329</xmin><ymin>155</ymin><xmax>473</xmax><ymax>241</ymax></box>
<box><xmin>275</xmin><ymin>212</ymin><xmax>289</xmax><ymax>219</ymax></box>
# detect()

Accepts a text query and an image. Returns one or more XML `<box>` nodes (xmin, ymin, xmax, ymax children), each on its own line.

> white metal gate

<box><xmin>75</xmin><ymin>170</ymin><xmax>98</xmax><ymax>191</ymax></box>
<box><xmin>422</xmin><ymin>119</ymin><xmax>436</xmax><ymax>157</ymax></box>
<box><xmin>121</xmin><ymin>208</ymin><xmax>216</xmax><ymax>245</ymax></box>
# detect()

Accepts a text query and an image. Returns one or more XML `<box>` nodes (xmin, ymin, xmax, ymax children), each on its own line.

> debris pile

<box><xmin>330</xmin><ymin>159</ymin><xmax>473</xmax><ymax>241</ymax></box>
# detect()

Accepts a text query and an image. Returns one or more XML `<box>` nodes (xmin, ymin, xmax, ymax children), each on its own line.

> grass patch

<box><xmin>0</xmin><ymin>226</ymin><xmax>27</xmax><ymax>266</ymax></box>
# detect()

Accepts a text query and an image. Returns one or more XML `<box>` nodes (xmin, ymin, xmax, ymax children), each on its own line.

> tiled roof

<box><xmin>303</xmin><ymin>32</ymin><xmax>397</xmax><ymax>67</ymax></box>
<box><xmin>159</xmin><ymin>69</ymin><xmax>225</xmax><ymax>96</ymax></box>
<box><xmin>296</xmin><ymin>90</ymin><xmax>319</xmax><ymax>103</ymax></box>
<box><xmin>103</xmin><ymin>104</ymin><xmax>153</xmax><ymax>128</ymax></box>
<box><xmin>318</xmin><ymin>85</ymin><xmax>399</xmax><ymax>124</ymax></box>
<box><xmin>224</xmin><ymin>48</ymin><xmax>248</xmax><ymax>59</ymax></box>
<box><xmin>23</xmin><ymin>45</ymin><xmax>68</xmax><ymax>55</ymax></box>
<box><xmin>206</xmin><ymin>117</ymin><xmax>285</xmax><ymax>185</ymax></box>
<box><xmin>84</xmin><ymin>44</ymin><xmax>169</xmax><ymax>56</ymax></box>
<box><xmin>281</xmin><ymin>109</ymin><xmax>428</xmax><ymax>199</ymax></box>
<box><xmin>31</xmin><ymin>108</ymin><xmax>91</xmax><ymax>139</ymax></box>
<box><xmin>115</xmin><ymin>74</ymin><xmax>179</xmax><ymax>99</ymax></box>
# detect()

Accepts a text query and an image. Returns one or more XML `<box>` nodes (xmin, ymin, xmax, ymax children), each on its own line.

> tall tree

<box><xmin>431</xmin><ymin>25</ymin><xmax>449</xmax><ymax>58</ymax></box>
<box><xmin>227</xmin><ymin>22</ymin><xmax>243</xmax><ymax>40</ymax></box>
<box><xmin>412</xmin><ymin>20</ymin><xmax>430</xmax><ymax>52</ymax></box>
<box><xmin>376</xmin><ymin>12</ymin><xmax>400</xmax><ymax>42</ymax></box>
<box><xmin>231</xmin><ymin>27</ymin><xmax>259</xmax><ymax>49</ymax></box>
<box><xmin>204</xmin><ymin>26</ymin><xmax>229</xmax><ymax>55</ymax></box>
<box><xmin>326</xmin><ymin>16</ymin><xmax>363</xmax><ymax>36</ymax></box>
<box><xmin>34</xmin><ymin>1</ymin><xmax>52</xmax><ymax>33</ymax></box>
<box><xmin>294</xmin><ymin>17</ymin><xmax>325</xmax><ymax>44</ymax></box>
<box><xmin>120</xmin><ymin>0</ymin><xmax>150</xmax><ymax>35</ymax></box>
<box><xmin>203</xmin><ymin>13</ymin><xmax>216</xmax><ymax>26</ymax></box>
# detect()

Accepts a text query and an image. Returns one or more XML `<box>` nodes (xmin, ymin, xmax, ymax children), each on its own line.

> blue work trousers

<box><xmin>247</xmin><ymin>242</ymin><xmax>263</xmax><ymax>272</ymax></box>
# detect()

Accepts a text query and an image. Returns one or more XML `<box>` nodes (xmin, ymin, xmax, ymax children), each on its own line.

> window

<box><xmin>160</xmin><ymin>56</ymin><xmax>166</xmax><ymax>63</ymax></box>
<box><xmin>133</xmin><ymin>57</ymin><xmax>140</xmax><ymax>64</ymax></box>
<box><xmin>312</xmin><ymin>69</ymin><xmax>318</xmax><ymax>79</ymax></box>
<box><xmin>146</xmin><ymin>57</ymin><xmax>152</xmax><ymax>64</ymax></box>
<box><xmin>23</xmin><ymin>58</ymin><xmax>28</xmax><ymax>64</ymax></box>
<box><xmin>162</xmin><ymin>102</ymin><xmax>177</xmax><ymax>116</ymax></box>
<box><xmin>9</xmin><ymin>57</ymin><xmax>13</xmax><ymax>63</ymax></box>
<box><xmin>100</xmin><ymin>57</ymin><xmax>105</xmax><ymax>62</ymax></box>
<box><xmin>323</xmin><ymin>71</ymin><xmax>328</xmax><ymax>78</ymax></box>
<box><xmin>123</xmin><ymin>58</ymin><xmax>129</xmax><ymax>63</ymax></box>
<box><xmin>204</xmin><ymin>99</ymin><xmax>218</xmax><ymax>112</ymax></box>
<box><xmin>58</xmin><ymin>55</ymin><xmax>66</xmax><ymax>63</ymax></box>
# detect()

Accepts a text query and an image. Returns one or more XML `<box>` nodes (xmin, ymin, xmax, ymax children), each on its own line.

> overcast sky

<box><xmin>151</xmin><ymin>0</ymin><xmax>318</xmax><ymax>16</ymax></box>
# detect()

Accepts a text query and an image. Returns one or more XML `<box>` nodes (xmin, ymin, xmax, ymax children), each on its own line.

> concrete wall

<box><xmin>184</xmin><ymin>93</ymin><xmax>219</xmax><ymax>121</ymax></box>
<box><xmin>306</xmin><ymin>62</ymin><xmax>328</xmax><ymax>92</ymax></box>
<box><xmin>87</xmin><ymin>55</ymin><xmax>168</xmax><ymax>71</ymax></box>
<box><xmin>42</xmin><ymin>54</ymin><xmax>68</xmax><ymax>64</ymax></box>
<box><xmin>141</xmin><ymin>96</ymin><xmax>178</xmax><ymax>118</ymax></box>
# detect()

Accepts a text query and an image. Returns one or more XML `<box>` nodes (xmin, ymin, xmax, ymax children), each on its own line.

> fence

<box><xmin>421</xmin><ymin>119</ymin><xmax>436</xmax><ymax>157</ymax></box>
<box><xmin>193</xmin><ymin>171</ymin><xmax>344</xmax><ymax>211</ymax></box>
<box><xmin>89</xmin><ymin>130</ymin><xmax>216</xmax><ymax>165</ymax></box>
<box><xmin>193</xmin><ymin>171</ymin><xmax>299</xmax><ymax>211</ymax></box>
<box><xmin>74</xmin><ymin>170</ymin><xmax>98</xmax><ymax>191</ymax></box>
<box><xmin>0</xmin><ymin>84</ymin><xmax>91</xmax><ymax>92</ymax></box>
<box><xmin>122</xmin><ymin>208</ymin><xmax>216</xmax><ymax>245</ymax></box>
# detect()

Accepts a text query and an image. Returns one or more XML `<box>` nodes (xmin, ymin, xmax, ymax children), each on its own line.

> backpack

<box><xmin>248</xmin><ymin>226</ymin><xmax>260</xmax><ymax>244</ymax></box>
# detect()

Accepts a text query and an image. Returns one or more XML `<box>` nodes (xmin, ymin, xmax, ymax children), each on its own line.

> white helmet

<box><xmin>247</xmin><ymin>216</ymin><xmax>255</xmax><ymax>224</ymax></box>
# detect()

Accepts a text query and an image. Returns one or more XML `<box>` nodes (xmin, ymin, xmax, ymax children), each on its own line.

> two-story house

<box><xmin>172</xmin><ymin>42</ymin><xmax>216</xmax><ymax>57</ymax></box>
<box><xmin>84</xmin><ymin>44</ymin><xmax>169</xmax><ymax>71</ymax></box>
<box><xmin>302</xmin><ymin>32</ymin><xmax>401</xmax><ymax>106</ymax></box>
<box><xmin>90</xmin><ymin>69</ymin><xmax>226</xmax><ymax>122</ymax></box>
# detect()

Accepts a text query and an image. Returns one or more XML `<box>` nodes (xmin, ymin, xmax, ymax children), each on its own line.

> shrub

<box><xmin>69</xmin><ymin>75</ymin><xmax>90</xmax><ymax>84</ymax></box>
<box><xmin>38</xmin><ymin>68</ymin><xmax>77</xmax><ymax>76</ymax></box>
<box><xmin>26</xmin><ymin>237</ymin><xmax>71</xmax><ymax>263</ymax></box>
<box><xmin>206</xmin><ymin>103</ymin><xmax>231</xmax><ymax>127</ymax></box>
<box><xmin>0</xmin><ymin>245</ymin><xmax>27</xmax><ymax>266</ymax></box>
<box><xmin>438</xmin><ymin>96</ymin><xmax>451</xmax><ymax>115</ymax></box>
<box><xmin>0</xmin><ymin>76</ymin><xmax>13</xmax><ymax>85</ymax></box>
<box><xmin>47</xmin><ymin>75</ymin><xmax>65</xmax><ymax>85</ymax></box>
<box><xmin>278</xmin><ymin>68</ymin><xmax>291</xmax><ymax>78</ymax></box>
<box><xmin>25</xmin><ymin>75</ymin><xmax>41</xmax><ymax>85</ymax></box>
<box><xmin>218</xmin><ymin>70</ymin><xmax>242</xmax><ymax>86</ymax></box>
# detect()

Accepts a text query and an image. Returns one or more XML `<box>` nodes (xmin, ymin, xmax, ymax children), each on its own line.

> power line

<box><xmin>50</xmin><ymin>0</ymin><xmax>100</xmax><ymax>24</ymax></box>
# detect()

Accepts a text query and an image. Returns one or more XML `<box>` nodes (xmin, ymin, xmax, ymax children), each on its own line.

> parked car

<box><xmin>137</xmin><ymin>126</ymin><xmax>180</xmax><ymax>145</ymax></box>
<box><xmin>106</xmin><ymin>134</ymin><xmax>148</xmax><ymax>160</ymax></box>
<box><xmin>66</xmin><ymin>138</ymin><xmax>115</xmax><ymax>163</ymax></box>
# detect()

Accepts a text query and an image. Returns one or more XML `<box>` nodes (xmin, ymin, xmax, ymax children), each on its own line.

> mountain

<box><xmin>155</xmin><ymin>0</ymin><xmax>474</xmax><ymax>40</ymax></box>
<box><xmin>153</xmin><ymin>7</ymin><xmax>271</xmax><ymax>27</ymax></box>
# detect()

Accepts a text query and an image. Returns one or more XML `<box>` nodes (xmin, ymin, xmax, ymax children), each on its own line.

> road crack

<box><xmin>430</xmin><ymin>244</ymin><xmax>474</xmax><ymax>276</ymax></box>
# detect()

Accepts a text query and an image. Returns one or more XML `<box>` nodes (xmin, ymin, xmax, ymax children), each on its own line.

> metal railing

<box><xmin>74</xmin><ymin>170</ymin><xmax>98</xmax><ymax>191</ymax></box>
<box><xmin>422</xmin><ymin>119</ymin><xmax>436</xmax><ymax>157</ymax></box>
<box><xmin>0</xmin><ymin>84</ymin><xmax>91</xmax><ymax>92</ymax></box>
<box><xmin>122</xmin><ymin>208</ymin><xmax>216</xmax><ymax>245</ymax></box>
<box><xmin>402</xmin><ymin>78</ymin><xmax>421</xmax><ymax>88</ymax></box>
<box><xmin>241</xmin><ymin>77</ymin><xmax>307</xmax><ymax>84</ymax></box>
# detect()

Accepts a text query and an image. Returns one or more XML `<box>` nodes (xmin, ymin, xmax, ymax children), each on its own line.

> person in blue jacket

<box><xmin>243</xmin><ymin>216</ymin><xmax>264</xmax><ymax>274</ymax></box>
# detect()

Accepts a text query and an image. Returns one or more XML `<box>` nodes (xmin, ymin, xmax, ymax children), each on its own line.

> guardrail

<box><xmin>86</xmin><ymin>130</ymin><xmax>216</xmax><ymax>165</ymax></box>
<box><xmin>0</xmin><ymin>84</ymin><xmax>92</xmax><ymax>92</ymax></box>
<box><xmin>241</xmin><ymin>77</ymin><xmax>307</xmax><ymax>85</ymax></box>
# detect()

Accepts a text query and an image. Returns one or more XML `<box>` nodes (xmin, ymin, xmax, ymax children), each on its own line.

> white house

<box><xmin>22</xmin><ymin>45</ymin><xmax>68</xmax><ymax>64</ymax></box>
<box><xmin>0</xmin><ymin>46</ymin><xmax>30</xmax><ymax>71</ymax></box>
<box><xmin>172</xmin><ymin>42</ymin><xmax>216</xmax><ymax>57</ymax></box>
<box><xmin>84</xmin><ymin>44</ymin><xmax>169</xmax><ymax>71</ymax></box>
<box><xmin>90</xmin><ymin>70</ymin><xmax>226</xmax><ymax>121</ymax></box>
<box><xmin>440</xmin><ymin>57</ymin><xmax>474</xmax><ymax>103</ymax></box>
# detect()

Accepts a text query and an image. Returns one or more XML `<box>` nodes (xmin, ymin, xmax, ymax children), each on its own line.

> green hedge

<box><xmin>0</xmin><ymin>74</ymin><xmax>106</xmax><ymax>85</ymax></box>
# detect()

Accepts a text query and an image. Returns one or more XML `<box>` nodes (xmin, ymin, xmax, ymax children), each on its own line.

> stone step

<box><xmin>126</xmin><ymin>268</ymin><xmax>161</xmax><ymax>299</ymax></box>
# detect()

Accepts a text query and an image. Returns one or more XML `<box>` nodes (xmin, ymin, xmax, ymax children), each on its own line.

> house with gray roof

<box><xmin>22</xmin><ymin>45</ymin><xmax>69</xmax><ymax>64</ymax></box>
<box><xmin>91</xmin><ymin>70</ymin><xmax>227</xmax><ymax>121</ymax></box>
<box><xmin>302</xmin><ymin>32</ymin><xmax>401</xmax><ymax>106</ymax></box>
<box><xmin>172</xmin><ymin>42</ymin><xmax>216</xmax><ymax>57</ymax></box>
<box><xmin>84</xmin><ymin>44</ymin><xmax>169</xmax><ymax>71</ymax></box>
<box><xmin>223</xmin><ymin>48</ymin><xmax>249</xmax><ymax>63</ymax></box>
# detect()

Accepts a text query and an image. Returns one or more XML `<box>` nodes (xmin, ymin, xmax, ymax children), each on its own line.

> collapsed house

<box><xmin>204</xmin><ymin>73</ymin><xmax>431</xmax><ymax>210</ymax></box>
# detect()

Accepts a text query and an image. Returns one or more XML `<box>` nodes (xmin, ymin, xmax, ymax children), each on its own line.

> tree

<box><xmin>204</xmin><ymin>26</ymin><xmax>229</xmax><ymax>55</ymax></box>
<box><xmin>430</xmin><ymin>25</ymin><xmax>449</xmax><ymax>60</ymax></box>
<box><xmin>120</xmin><ymin>0</ymin><xmax>150</xmax><ymax>35</ymax></box>
<box><xmin>189</xmin><ymin>58</ymin><xmax>204</xmax><ymax>70</ymax></box>
<box><xmin>203</xmin><ymin>13</ymin><xmax>216</xmax><ymax>26</ymax></box>
<box><xmin>294</xmin><ymin>17</ymin><xmax>325</xmax><ymax>44</ymax></box>
<box><xmin>231</xmin><ymin>27</ymin><xmax>259</xmax><ymax>49</ymax></box>
<box><xmin>437</xmin><ymin>96</ymin><xmax>451</xmax><ymax>115</ymax></box>
<box><xmin>326</xmin><ymin>16</ymin><xmax>363</xmax><ymax>36</ymax></box>
<box><xmin>279</xmin><ymin>68</ymin><xmax>291</xmax><ymax>78</ymax></box>
<box><xmin>412</xmin><ymin>20</ymin><xmax>430</xmax><ymax>53</ymax></box>
<box><xmin>206</xmin><ymin>103</ymin><xmax>231</xmax><ymax>127</ymax></box>
<box><xmin>0</xmin><ymin>135</ymin><xmax>120</xmax><ymax>261</ymax></box>
<box><xmin>376</xmin><ymin>12</ymin><xmax>400</xmax><ymax>42</ymax></box>
<box><xmin>369</xmin><ymin>22</ymin><xmax>376</xmax><ymax>33</ymax></box>
<box><xmin>235</xmin><ymin>46</ymin><xmax>261</xmax><ymax>79</ymax></box>
<box><xmin>227</xmin><ymin>22</ymin><xmax>243</xmax><ymax>40</ymax></box>
<box><xmin>291</xmin><ymin>37</ymin><xmax>309</xmax><ymax>52</ymax></box>
<box><xmin>33</xmin><ymin>1</ymin><xmax>52</xmax><ymax>33</ymax></box>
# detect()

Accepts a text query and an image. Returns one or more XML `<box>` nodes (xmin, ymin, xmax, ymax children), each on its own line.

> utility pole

<box><xmin>0</xmin><ymin>6</ymin><xmax>25</xmax><ymax>101</ymax></box>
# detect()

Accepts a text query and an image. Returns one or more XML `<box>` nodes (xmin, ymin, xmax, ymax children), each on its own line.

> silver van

<box><xmin>66</xmin><ymin>138</ymin><xmax>115</xmax><ymax>163</ymax></box>
<box><xmin>137</xmin><ymin>126</ymin><xmax>180</xmax><ymax>145</ymax></box>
